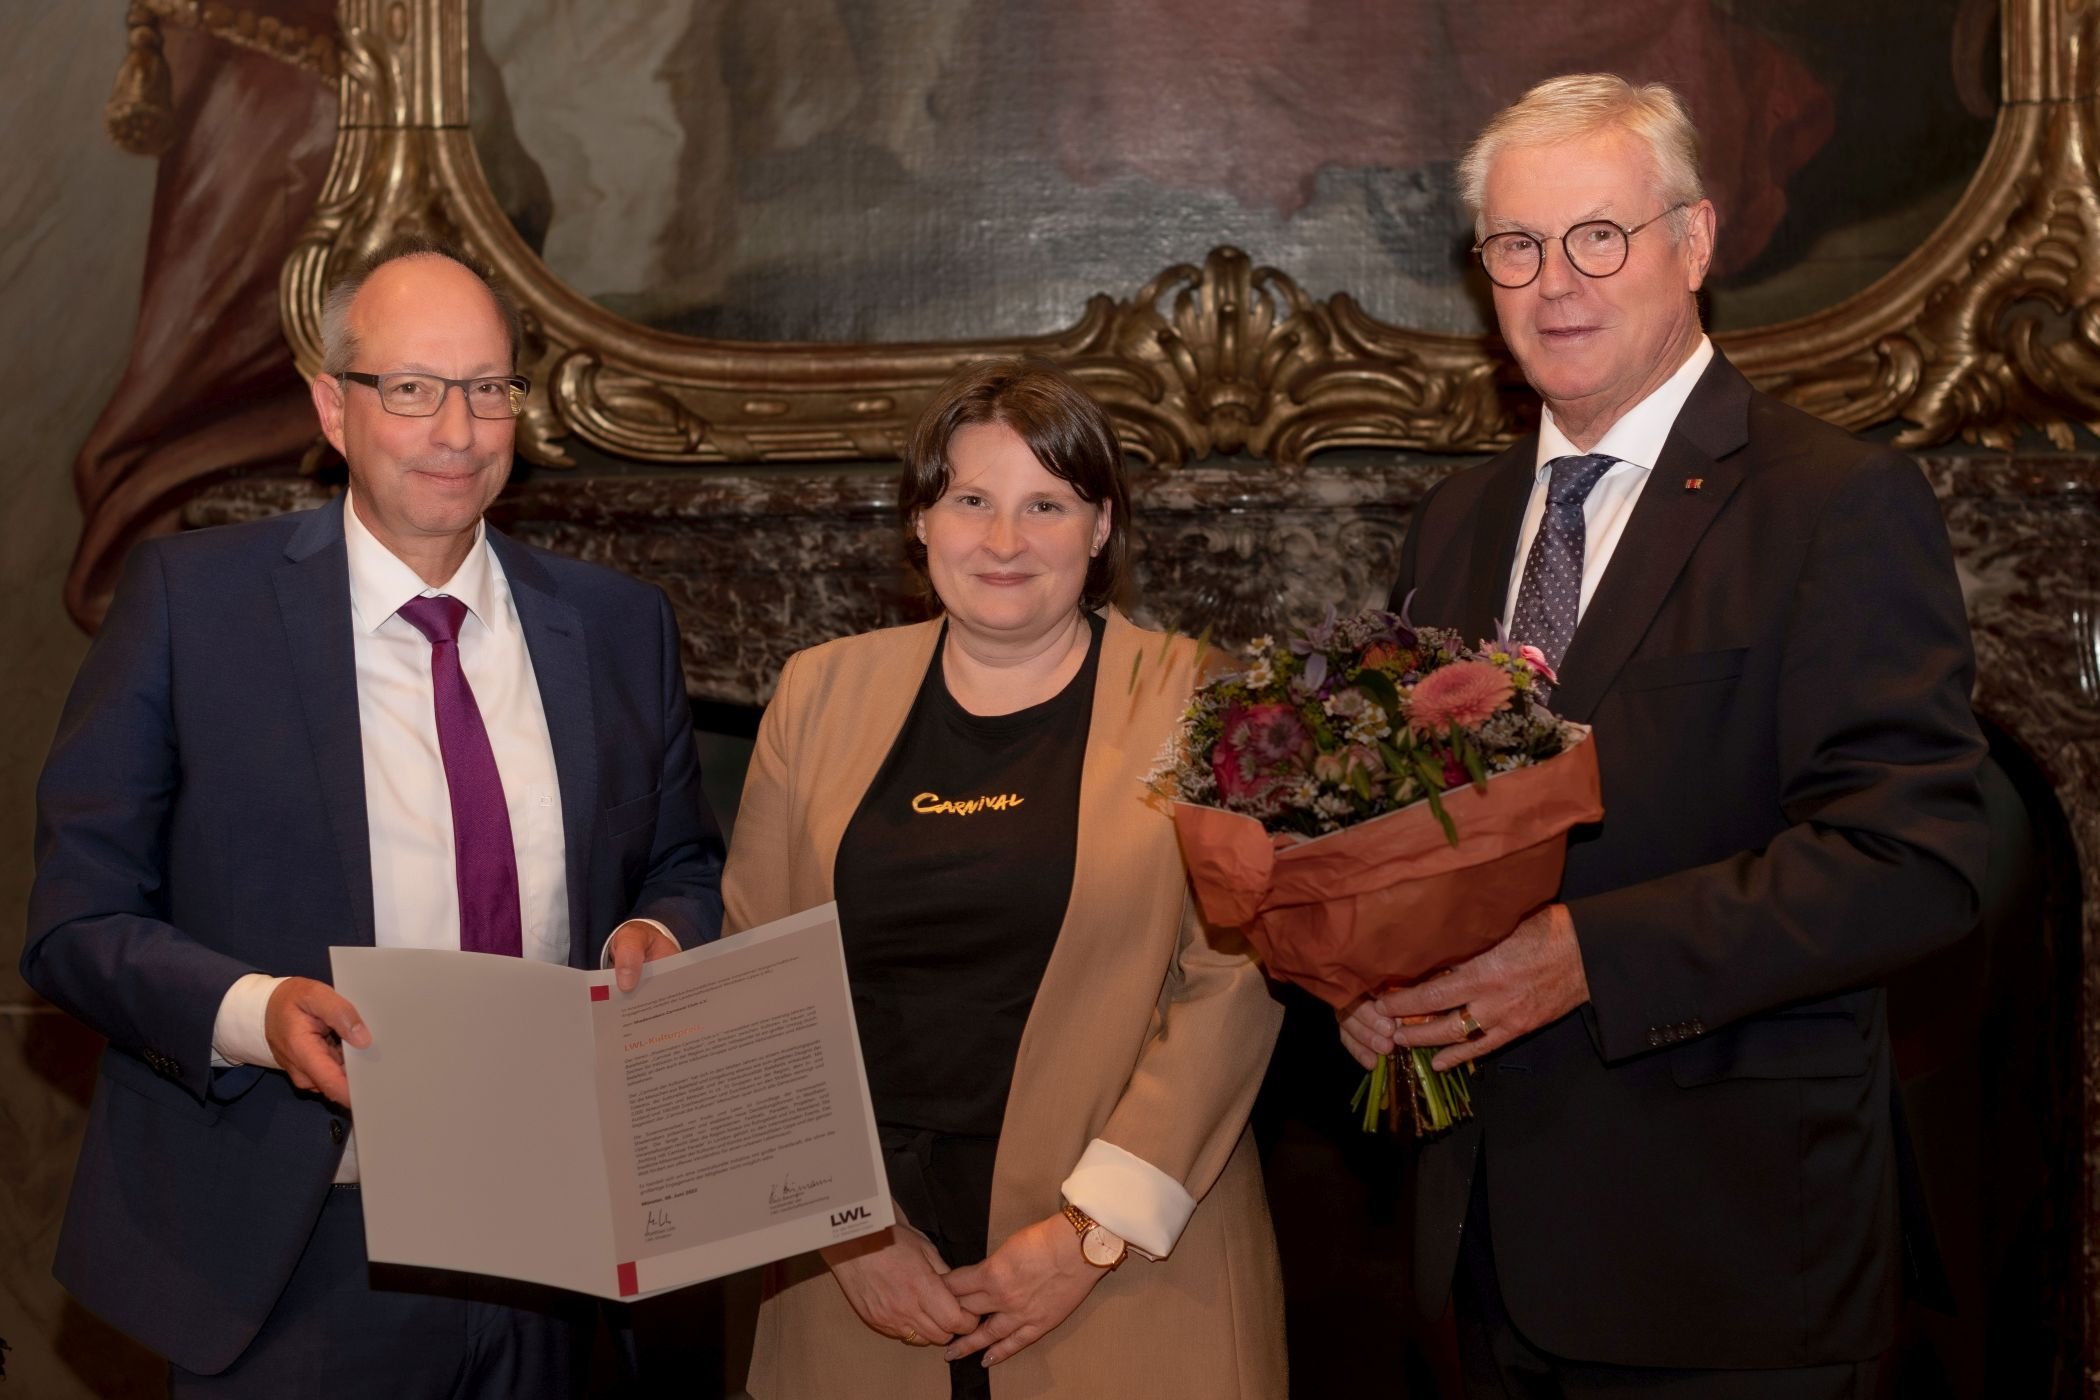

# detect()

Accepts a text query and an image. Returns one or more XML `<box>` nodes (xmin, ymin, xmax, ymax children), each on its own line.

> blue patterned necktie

<box><xmin>1508</xmin><ymin>453</ymin><xmax>1617</xmax><ymax>697</ymax></box>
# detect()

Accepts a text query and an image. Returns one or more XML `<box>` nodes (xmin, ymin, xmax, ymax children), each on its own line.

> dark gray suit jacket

<box><xmin>23</xmin><ymin>497</ymin><xmax>724</xmax><ymax>1374</ymax></box>
<box><xmin>1393</xmin><ymin>352</ymin><xmax>1988</xmax><ymax>1368</ymax></box>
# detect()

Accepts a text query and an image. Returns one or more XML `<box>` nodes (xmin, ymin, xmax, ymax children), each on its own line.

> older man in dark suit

<box><xmin>1341</xmin><ymin>75</ymin><xmax>1989</xmax><ymax>1396</ymax></box>
<box><xmin>24</xmin><ymin>238</ymin><xmax>723</xmax><ymax>1397</ymax></box>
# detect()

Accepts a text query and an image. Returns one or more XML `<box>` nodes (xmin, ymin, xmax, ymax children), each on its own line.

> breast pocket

<box><xmin>605</xmin><ymin>787</ymin><xmax>661</xmax><ymax>839</ymax></box>
<box><xmin>1616</xmin><ymin>646</ymin><xmax>1749</xmax><ymax>693</ymax></box>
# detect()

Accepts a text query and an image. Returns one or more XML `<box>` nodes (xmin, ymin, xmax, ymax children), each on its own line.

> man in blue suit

<box><xmin>24</xmin><ymin>238</ymin><xmax>724</xmax><ymax>1397</ymax></box>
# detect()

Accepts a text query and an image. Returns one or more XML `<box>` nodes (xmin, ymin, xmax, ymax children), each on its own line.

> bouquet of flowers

<box><xmin>1149</xmin><ymin>606</ymin><xmax>1603</xmax><ymax>1134</ymax></box>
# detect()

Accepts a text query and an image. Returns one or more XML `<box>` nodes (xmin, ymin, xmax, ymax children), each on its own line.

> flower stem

<box><xmin>1353</xmin><ymin>1051</ymin><xmax>1475</xmax><ymax>1137</ymax></box>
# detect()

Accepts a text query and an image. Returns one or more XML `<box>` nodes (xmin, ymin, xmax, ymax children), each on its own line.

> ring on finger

<box><xmin>900</xmin><ymin>1327</ymin><xmax>922</xmax><ymax>1345</ymax></box>
<box><xmin>1457</xmin><ymin>1006</ymin><xmax>1485</xmax><ymax>1040</ymax></box>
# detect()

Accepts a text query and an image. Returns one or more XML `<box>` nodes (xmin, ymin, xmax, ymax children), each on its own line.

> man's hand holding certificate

<box><xmin>330</xmin><ymin>903</ymin><xmax>891</xmax><ymax>1300</ymax></box>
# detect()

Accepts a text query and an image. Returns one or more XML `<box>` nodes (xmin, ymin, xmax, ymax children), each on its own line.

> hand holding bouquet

<box><xmin>1149</xmin><ymin>606</ymin><xmax>1603</xmax><ymax>1134</ymax></box>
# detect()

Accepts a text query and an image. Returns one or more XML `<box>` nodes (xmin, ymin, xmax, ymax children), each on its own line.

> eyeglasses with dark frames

<box><xmin>1472</xmin><ymin>203</ymin><xmax>1690</xmax><ymax>289</ymax></box>
<box><xmin>337</xmin><ymin>371</ymin><xmax>531</xmax><ymax>419</ymax></box>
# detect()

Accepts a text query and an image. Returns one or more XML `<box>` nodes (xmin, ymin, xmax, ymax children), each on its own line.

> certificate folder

<box><xmin>332</xmin><ymin>903</ymin><xmax>893</xmax><ymax>1299</ymax></box>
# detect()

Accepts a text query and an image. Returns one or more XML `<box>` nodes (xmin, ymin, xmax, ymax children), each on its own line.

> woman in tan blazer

<box><xmin>724</xmin><ymin>360</ymin><xmax>1285</xmax><ymax>1399</ymax></box>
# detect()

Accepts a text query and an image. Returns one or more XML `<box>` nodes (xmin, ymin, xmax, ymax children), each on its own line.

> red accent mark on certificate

<box><xmin>591</xmin><ymin>984</ymin><xmax>611</xmax><ymax>1002</ymax></box>
<box><xmin>617</xmin><ymin>1260</ymin><xmax>638</xmax><ymax>1296</ymax></box>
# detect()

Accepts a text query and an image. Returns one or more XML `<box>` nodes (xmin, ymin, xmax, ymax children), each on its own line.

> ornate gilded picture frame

<box><xmin>283</xmin><ymin>0</ymin><xmax>2099</xmax><ymax>474</ymax></box>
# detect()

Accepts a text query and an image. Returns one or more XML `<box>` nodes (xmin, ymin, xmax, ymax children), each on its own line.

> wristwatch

<box><xmin>1060</xmin><ymin>1201</ymin><xmax>1128</xmax><ymax>1270</ymax></box>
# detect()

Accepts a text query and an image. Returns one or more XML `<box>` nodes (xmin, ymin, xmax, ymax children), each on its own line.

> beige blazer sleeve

<box><xmin>1092</xmin><ymin>902</ymin><xmax>1280</xmax><ymax>1220</ymax></box>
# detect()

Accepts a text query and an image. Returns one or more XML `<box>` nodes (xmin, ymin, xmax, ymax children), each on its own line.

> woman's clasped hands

<box><xmin>820</xmin><ymin>1223</ymin><xmax>978</xmax><ymax>1349</ymax></box>
<box><xmin>824</xmin><ymin>1212</ymin><xmax>1107</xmax><ymax>1368</ymax></box>
<box><xmin>942</xmin><ymin>1212</ymin><xmax>1106</xmax><ymax>1367</ymax></box>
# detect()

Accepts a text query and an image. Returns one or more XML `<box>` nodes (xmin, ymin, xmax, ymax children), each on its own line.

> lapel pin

<box><xmin>1683</xmin><ymin>477</ymin><xmax>1704</xmax><ymax>493</ymax></box>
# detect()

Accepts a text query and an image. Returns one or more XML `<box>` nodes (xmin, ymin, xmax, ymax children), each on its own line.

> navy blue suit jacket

<box><xmin>22</xmin><ymin>497</ymin><xmax>724</xmax><ymax>1374</ymax></box>
<box><xmin>1391</xmin><ymin>353</ymin><xmax>1988</xmax><ymax>1368</ymax></box>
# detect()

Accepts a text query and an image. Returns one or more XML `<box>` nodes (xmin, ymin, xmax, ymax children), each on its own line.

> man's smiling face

<box><xmin>313</xmin><ymin>253</ymin><xmax>517</xmax><ymax>561</ymax></box>
<box><xmin>1481</xmin><ymin>127</ymin><xmax>1714</xmax><ymax>446</ymax></box>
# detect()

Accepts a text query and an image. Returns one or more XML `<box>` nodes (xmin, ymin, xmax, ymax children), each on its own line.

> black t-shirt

<box><xmin>832</xmin><ymin>612</ymin><xmax>1104</xmax><ymax>1139</ymax></box>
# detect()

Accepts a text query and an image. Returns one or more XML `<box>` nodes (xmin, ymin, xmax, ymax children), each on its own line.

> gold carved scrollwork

<box><xmin>1905</xmin><ymin>133</ymin><xmax>2100</xmax><ymax>450</ymax></box>
<box><xmin>1077</xmin><ymin>250</ymin><xmax>1518</xmax><ymax>465</ymax></box>
<box><xmin>1724</xmin><ymin>0</ymin><xmax>2100</xmax><ymax>449</ymax></box>
<box><xmin>550</xmin><ymin>354</ymin><xmax>715</xmax><ymax>461</ymax></box>
<box><xmin>284</xmin><ymin>0</ymin><xmax>2098</xmax><ymax>467</ymax></box>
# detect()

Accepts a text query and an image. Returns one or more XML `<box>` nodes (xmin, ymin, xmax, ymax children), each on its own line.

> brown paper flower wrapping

<box><xmin>1172</xmin><ymin>733</ymin><xmax>1604</xmax><ymax>1009</ymax></box>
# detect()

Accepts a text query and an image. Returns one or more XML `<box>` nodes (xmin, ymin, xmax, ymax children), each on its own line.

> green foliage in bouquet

<box><xmin>1148</xmin><ymin>608</ymin><xmax>1582</xmax><ymax>845</ymax></box>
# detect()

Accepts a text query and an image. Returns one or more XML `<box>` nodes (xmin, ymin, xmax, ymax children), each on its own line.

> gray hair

<box><xmin>317</xmin><ymin>234</ymin><xmax>523</xmax><ymax>377</ymax></box>
<box><xmin>1457</xmin><ymin>74</ymin><xmax>1705</xmax><ymax>238</ymax></box>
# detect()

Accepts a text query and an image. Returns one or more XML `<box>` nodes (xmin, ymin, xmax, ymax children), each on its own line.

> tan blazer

<box><xmin>725</xmin><ymin>609</ymin><xmax>1286</xmax><ymax>1399</ymax></box>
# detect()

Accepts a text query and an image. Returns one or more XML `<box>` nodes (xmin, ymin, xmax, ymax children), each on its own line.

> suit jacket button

<box><xmin>329</xmin><ymin>1119</ymin><xmax>346</xmax><ymax>1144</ymax></box>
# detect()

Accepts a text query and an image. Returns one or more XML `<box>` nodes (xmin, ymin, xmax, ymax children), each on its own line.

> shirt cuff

<box><xmin>211</xmin><ymin>972</ymin><xmax>286</xmax><ymax>1069</ymax></box>
<box><xmin>598</xmin><ymin>918</ymin><xmax>680</xmax><ymax>969</ymax></box>
<box><xmin>1060</xmin><ymin>1138</ymin><xmax>1197</xmax><ymax>1260</ymax></box>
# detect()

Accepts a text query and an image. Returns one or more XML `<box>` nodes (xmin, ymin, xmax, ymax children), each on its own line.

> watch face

<box><xmin>1081</xmin><ymin>1226</ymin><xmax>1125</xmax><ymax>1268</ymax></box>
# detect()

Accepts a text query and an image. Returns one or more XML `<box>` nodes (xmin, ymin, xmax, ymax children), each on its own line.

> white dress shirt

<box><xmin>1500</xmin><ymin>336</ymin><xmax>1715</xmax><ymax>629</ymax></box>
<box><xmin>210</xmin><ymin>495</ymin><xmax>588</xmax><ymax>1180</ymax></box>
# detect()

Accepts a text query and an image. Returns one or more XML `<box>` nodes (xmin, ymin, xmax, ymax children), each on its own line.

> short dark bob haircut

<box><xmin>899</xmin><ymin>357</ymin><xmax>1132</xmax><ymax>612</ymax></box>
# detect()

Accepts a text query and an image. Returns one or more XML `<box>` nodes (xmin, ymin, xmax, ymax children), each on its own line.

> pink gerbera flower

<box><xmin>1408</xmin><ymin>661</ymin><xmax>1514</xmax><ymax>735</ymax></box>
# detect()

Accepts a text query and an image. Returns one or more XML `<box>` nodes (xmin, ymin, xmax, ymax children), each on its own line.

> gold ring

<box><xmin>1457</xmin><ymin>1008</ymin><xmax>1485</xmax><ymax>1039</ymax></box>
<box><xmin>900</xmin><ymin>1328</ymin><xmax>921</xmax><ymax>1346</ymax></box>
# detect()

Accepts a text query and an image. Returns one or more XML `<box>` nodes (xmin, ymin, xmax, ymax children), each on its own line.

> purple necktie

<box><xmin>1509</xmin><ymin>453</ymin><xmax>1617</xmax><ymax>701</ymax></box>
<box><xmin>397</xmin><ymin>595</ymin><xmax>523</xmax><ymax>957</ymax></box>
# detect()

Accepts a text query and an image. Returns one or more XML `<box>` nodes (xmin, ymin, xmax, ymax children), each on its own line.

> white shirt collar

<box><xmin>342</xmin><ymin>489</ymin><xmax>501</xmax><ymax>636</ymax></box>
<box><xmin>1535</xmin><ymin>334</ymin><xmax>1714</xmax><ymax>476</ymax></box>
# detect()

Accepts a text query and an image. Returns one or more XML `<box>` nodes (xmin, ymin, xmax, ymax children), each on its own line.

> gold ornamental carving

<box><xmin>1724</xmin><ymin>0</ymin><xmax>2100</xmax><ymax>450</ymax></box>
<box><xmin>285</xmin><ymin>0</ymin><xmax>2098</xmax><ymax>467</ymax></box>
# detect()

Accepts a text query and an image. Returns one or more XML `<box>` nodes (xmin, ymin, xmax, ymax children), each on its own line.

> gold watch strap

<box><xmin>1061</xmin><ymin>1201</ymin><xmax>1127</xmax><ymax>1270</ymax></box>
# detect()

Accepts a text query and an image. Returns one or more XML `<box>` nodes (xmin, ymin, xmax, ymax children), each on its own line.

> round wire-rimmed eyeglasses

<box><xmin>1471</xmin><ymin>203</ymin><xmax>1689</xmax><ymax>289</ymax></box>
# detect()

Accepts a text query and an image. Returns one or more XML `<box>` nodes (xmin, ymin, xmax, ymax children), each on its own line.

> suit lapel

<box><xmin>491</xmin><ymin>531</ymin><xmax>598</xmax><ymax>966</ymax></box>
<box><xmin>993</xmin><ymin>609</ymin><xmax>1186</xmax><ymax>1240</ymax></box>
<box><xmin>272</xmin><ymin>498</ymin><xmax>376</xmax><ymax>947</ymax></box>
<box><xmin>1549</xmin><ymin>355</ymin><xmax>1754</xmax><ymax>723</ymax></box>
<box><xmin>1456</xmin><ymin>440</ymin><xmax>1539</xmax><ymax>642</ymax></box>
<box><xmin>796</xmin><ymin>620</ymin><xmax>942</xmax><ymax>909</ymax></box>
